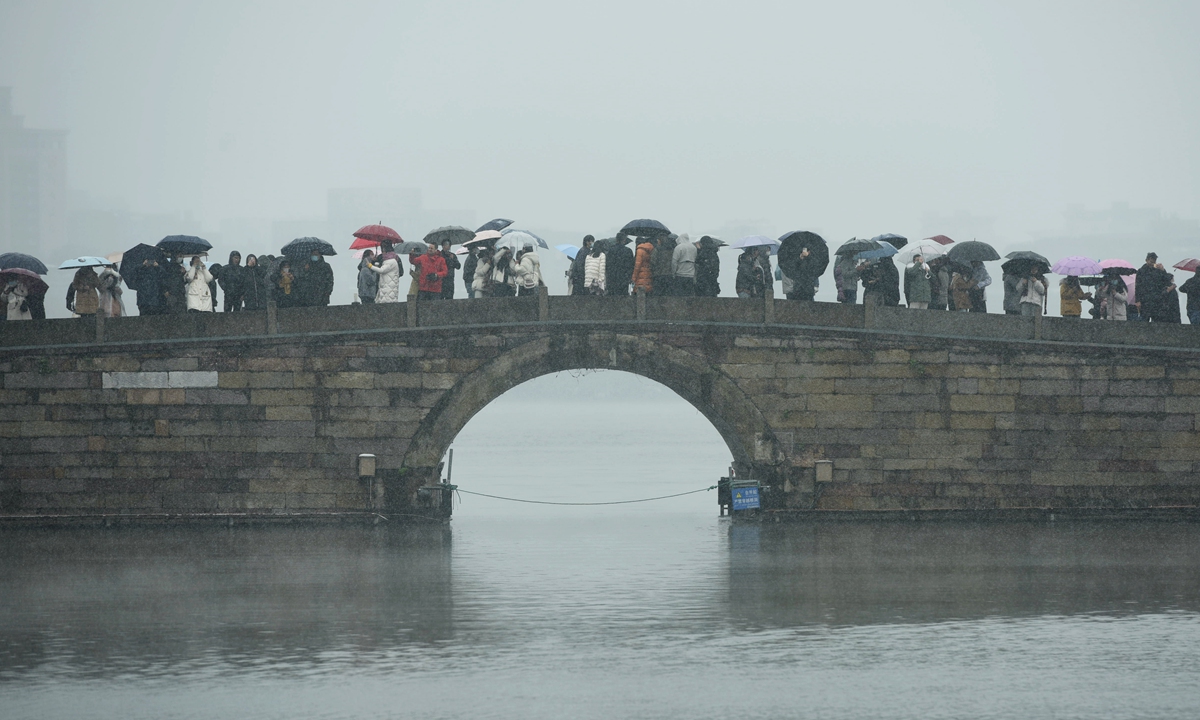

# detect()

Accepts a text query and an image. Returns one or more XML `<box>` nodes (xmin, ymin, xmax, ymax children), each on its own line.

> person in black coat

<box><xmin>135</xmin><ymin>258</ymin><xmax>168</xmax><ymax>316</ymax></box>
<box><xmin>605</xmin><ymin>233</ymin><xmax>635</xmax><ymax>296</ymax></box>
<box><xmin>162</xmin><ymin>258</ymin><xmax>187</xmax><ymax>314</ymax></box>
<box><xmin>440</xmin><ymin>240</ymin><xmax>461</xmax><ymax>299</ymax></box>
<box><xmin>1180</xmin><ymin>271</ymin><xmax>1200</xmax><ymax>324</ymax></box>
<box><xmin>242</xmin><ymin>254</ymin><xmax>269</xmax><ymax>310</ymax></box>
<box><xmin>462</xmin><ymin>247</ymin><xmax>478</xmax><ymax>298</ymax></box>
<box><xmin>215</xmin><ymin>251</ymin><xmax>246</xmax><ymax>311</ymax></box>
<box><xmin>293</xmin><ymin>255</ymin><xmax>334</xmax><ymax>306</ymax></box>
<box><xmin>880</xmin><ymin>258</ymin><xmax>901</xmax><ymax>307</ymax></box>
<box><xmin>1135</xmin><ymin>252</ymin><xmax>1166</xmax><ymax>321</ymax></box>
<box><xmin>570</xmin><ymin>235</ymin><xmax>594</xmax><ymax>295</ymax></box>
<box><xmin>695</xmin><ymin>236</ymin><xmax>721</xmax><ymax>297</ymax></box>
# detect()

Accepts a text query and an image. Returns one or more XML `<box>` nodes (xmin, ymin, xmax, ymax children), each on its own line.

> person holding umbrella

<box><xmin>736</xmin><ymin>246</ymin><xmax>768</xmax><ymax>299</ymax></box>
<box><xmin>369</xmin><ymin>240</ymin><xmax>403</xmax><ymax>303</ymax></box>
<box><xmin>606</xmin><ymin>232</ymin><xmax>635</xmax><ymax>296</ymax></box>
<box><xmin>1059</xmin><ymin>276</ymin><xmax>1092</xmax><ymax>318</ymax></box>
<box><xmin>1016</xmin><ymin>265</ymin><xmax>1047</xmax><ymax>317</ymax></box>
<box><xmin>357</xmin><ymin>249</ymin><xmax>378</xmax><ymax>304</ymax></box>
<box><xmin>1</xmin><ymin>275</ymin><xmax>35</xmax><ymax>320</ymax></box>
<box><xmin>66</xmin><ymin>267</ymin><xmax>100</xmax><ymax>317</ymax></box>
<box><xmin>631</xmin><ymin>236</ymin><xmax>655</xmax><ymax>295</ymax></box>
<box><xmin>968</xmin><ymin>261</ymin><xmax>991</xmax><ymax>313</ymax></box>
<box><xmin>440</xmin><ymin>240</ymin><xmax>461</xmax><ymax>300</ymax></box>
<box><xmin>1180</xmin><ymin>265</ymin><xmax>1200</xmax><ymax>324</ymax></box>
<box><xmin>904</xmin><ymin>254</ymin><xmax>932</xmax><ymax>309</ymax></box>
<box><xmin>695</xmin><ymin>236</ymin><xmax>722</xmax><ymax>297</ymax></box>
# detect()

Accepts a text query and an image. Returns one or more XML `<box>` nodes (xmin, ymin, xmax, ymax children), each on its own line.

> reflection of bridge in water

<box><xmin>3</xmin><ymin>293</ymin><xmax>1200</xmax><ymax>521</ymax></box>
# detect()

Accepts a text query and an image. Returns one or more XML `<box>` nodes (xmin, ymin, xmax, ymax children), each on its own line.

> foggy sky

<box><xmin>2</xmin><ymin>0</ymin><xmax>1198</xmax><ymax>245</ymax></box>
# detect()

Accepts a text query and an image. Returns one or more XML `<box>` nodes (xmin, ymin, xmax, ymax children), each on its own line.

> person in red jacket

<box><xmin>410</xmin><ymin>242</ymin><xmax>448</xmax><ymax>300</ymax></box>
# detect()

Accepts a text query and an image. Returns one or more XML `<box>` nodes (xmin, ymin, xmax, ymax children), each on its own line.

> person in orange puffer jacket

<box><xmin>631</xmin><ymin>238</ymin><xmax>655</xmax><ymax>295</ymax></box>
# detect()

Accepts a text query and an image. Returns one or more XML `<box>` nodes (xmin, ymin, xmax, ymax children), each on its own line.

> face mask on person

<box><xmin>310</xmin><ymin>255</ymin><xmax>319</xmax><ymax>262</ymax></box>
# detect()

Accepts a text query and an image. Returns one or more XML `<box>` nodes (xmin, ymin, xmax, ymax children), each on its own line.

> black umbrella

<box><xmin>157</xmin><ymin>235</ymin><xmax>212</xmax><ymax>256</ymax></box>
<box><xmin>477</xmin><ymin>218</ymin><xmax>514</xmax><ymax>233</ymax></box>
<box><xmin>946</xmin><ymin>240</ymin><xmax>1001</xmax><ymax>263</ymax></box>
<box><xmin>1005</xmin><ymin>250</ymin><xmax>1051</xmax><ymax>264</ymax></box>
<box><xmin>1001</xmin><ymin>258</ymin><xmax>1051</xmax><ymax>276</ymax></box>
<box><xmin>0</xmin><ymin>252</ymin><xmax>49</xmax><ymax>275</ymax></box>
<box><xmin>777</xmin><ymin>231</ymin><xmax>830</xmax><ymax>279</ymax></box>
<box><xmin>621</xmin><ymin>219</ymin><xmax>671</xmax><ymax>237</ymax></box>
<box><xmin>871</xmin><ymin>233</ymin><xmax>908</xmax><ymax>250</ymax></box>
<box><xmin>281</xmin><ymin>237</ymin><xmax>337</xmax><ymax>257</ymax></box>
<box><xmin>1101</xmin><ymin>266</ymin><xmax>1137</xmax><ymax>276</ymax></box>
<box><xmin>834</xmin><ymin>237</ymin><xmax>878</xmax><ymax>257</ymax></box>
<box><xmin>422</xmin><ymin>226</ymin><xmax>475</xmax><ymax>247</ymax></box>
<box><xmin>118</xmin><ymin>243</ymin><xmax>168</xmax><ymax>291</ymax></box>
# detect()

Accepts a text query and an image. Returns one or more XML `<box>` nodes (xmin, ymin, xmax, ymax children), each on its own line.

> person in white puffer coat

<box><xmin>583</xmin><ymin>244</ymin><xmax>606</xmax><ymax>294</ymax></box>
<box><xmin>515</xmin><ymin>245</ymin><xmax>542</xmax><ymax>296</ymax></box>
<box><xmin>472</xmin><ymin>248</ymin><xmax>494</xmax><ymax>298</ymax></box>
<box><xmin>369</xmin><ymin>241</ymin><xmax>403</xmax><ymax>303</ymax></box>
<box><xmin>185</xmin><ymin>257</ymin><xmax>214</xmax><ymax>312</ymax></box>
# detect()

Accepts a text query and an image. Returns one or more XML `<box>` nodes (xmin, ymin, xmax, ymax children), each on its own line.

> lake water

<box><xmin>2</xmin><ymin>374</ymin><xmax>1200</xmax><ymax>718</ymax></box>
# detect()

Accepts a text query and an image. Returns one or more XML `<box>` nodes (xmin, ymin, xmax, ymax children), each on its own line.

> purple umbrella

<box><xmin>1051</xmin><ymin>256</ymin><xmax>1103</xmax><ymax>276</ymax></box>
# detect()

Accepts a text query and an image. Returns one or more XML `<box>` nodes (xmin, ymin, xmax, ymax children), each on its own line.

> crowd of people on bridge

<box><xmin>2</xmin><ymin>220</ymin><xmax>1198</xmax><ymax>325</ymax></box>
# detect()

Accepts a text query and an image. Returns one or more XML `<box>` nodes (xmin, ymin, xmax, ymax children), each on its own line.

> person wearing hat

<box><xmin>1135</xmin><ymin>252</ymin><xmax>1168</xmax><ymax>322</ymax></box>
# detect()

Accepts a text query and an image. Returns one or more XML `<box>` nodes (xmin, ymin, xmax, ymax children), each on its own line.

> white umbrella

<box><xmin>58</xmin><ymin>256</ymin><xmax>115</xmax><ymax>269</ymax></box>
<box><xmin>497</xmin><ymin>230</ymin><xmax>544</xmax><ymax>252</ymax></box>
<box><xmin>895</xmin><ymin>240</ymin><xmax>948</xmax><ymax>264</ymax></box>
<box><xmin>729</xmin><ymin>235</ymin><xmax>780</xmax><ymax>256</ymax></box>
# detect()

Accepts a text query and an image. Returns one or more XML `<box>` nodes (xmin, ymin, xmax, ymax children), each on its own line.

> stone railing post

<box><xmin>95</xmin><ymin>312</ymin><xmax>105</xmax><ymax>343</ymax></box>
<box><xmin>636</xmin><ymin>287</ymin><xmax>646</xmax><ymax>321</ymax></box>
<box><xmin>406</xmin><ymin>296</ymin><xmax>418</xmax><ymax>328</ymax></box>
<box><xmin>1034</xmin><ymin>311</ymin><xmax>1043</xmax><ymax>340</ymax></box>
<box><xmin>538</xmin><ymin>285</ymin><xmax>549</xmax><ymax>321</ymax></box>
<box><xmin>266</xmin><ymin>298</ymin><xmax>278</xmax><ymax>335</ymax></box>
<box><xmin>863</xmin><ymin>299</ymin><xmax>875</xmax><ymax>329</ymax></box>
<box><xmin>764</xmin><ymin>287</ymin><xmax>775</xmax><ymax>324</ymax></box>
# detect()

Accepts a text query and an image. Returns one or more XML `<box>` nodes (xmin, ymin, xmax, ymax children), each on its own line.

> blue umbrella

<box><xmin>58</xmin><ymin>256</ymin><xmax>114</xmax><ymax>269</ymax></box>
<box><xmin>555</xmin><ymin>244</ymin><xmax>580</xmax><ymax>259</ymax></box>
<box><xmin>854</xmin><ymin>242</ymin><xmax>898</xmax><ymax>263</ymax></box>
<box><xmin>871</xmin><ymin>233</ymin><xmax>908</xmax><ymax>249</ymax></box>
<box><xmin>621</xmin><ymin>218</ymin><xmax>671</xmax><ymax>237</ymax></box>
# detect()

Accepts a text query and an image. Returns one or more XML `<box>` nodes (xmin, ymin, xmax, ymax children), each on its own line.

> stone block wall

<box><xmin>2</xmin><ymin>298</ymin><xmax>1200</xmax><ymax>519</ymax></box>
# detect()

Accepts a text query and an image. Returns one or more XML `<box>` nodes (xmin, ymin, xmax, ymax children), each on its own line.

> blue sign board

<box><xmin>731</xmin><ymin>486</ymin><xmax>760</xmax><ymax>511</ymax></box>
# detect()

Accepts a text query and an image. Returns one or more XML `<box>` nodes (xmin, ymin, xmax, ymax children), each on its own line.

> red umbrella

<box><xmin>1173</xmin><ymin>258</ymin><xmax>1200</xmax><ymax>272</ymax></box>
<box><xmin>0</xmin><ymin>267</ymin><xmax>49</xmax><ymax>295</ymax></box>
<box><xmin>925</xmin><ymin>235</ymin><xmax>955</xmax><ymax>245</ymax></box>
<box><xmin>351</xmin><ymin>224</ymin><xmax>403</xmax><ymax>249</ymax></box>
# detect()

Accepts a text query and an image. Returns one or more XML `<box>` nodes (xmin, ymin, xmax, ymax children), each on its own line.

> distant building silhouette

<box><xmin>0</xmin><ymin>87</ymin><xmax>67</xmax><ymax>256</ymax></box>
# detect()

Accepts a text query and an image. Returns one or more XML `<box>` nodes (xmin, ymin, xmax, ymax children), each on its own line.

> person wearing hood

<box><xmin>695</xmin><ymin>236</ymin><xmax>722</xmax><ymax>297</ymax></box>
<box><xmin>569</xmin><ymin>236</ymin><xmax>594</xmax><ymax>295</ymax></box>
<box><xmin>214</xmin><ymin>251</ymin><xmax>246</xmax><ymax>311</ymax></box>
<box><xmin>134</xmin><ymin>258</ymin><xmax>167</xmax><ymax>315</ymax></box>
<box><xmin>583</xmin><ymin>241</ymin><xmax>606</xmax><ymax>294</ymax></box>
<box><xmin>788</xmin><ymin>245</ymin><xmax>821</xmax><ymax>302</ymax></box>
<box><xmin>1059</xmin><ymin>276</ymin><xmax>1091</xmax><ymax>318</ymax></box>
<box><xmin>242</xmin><ymin>254</ymin><xmax>269</xmax><ymax>310</ymax></box>
<box><xmin>2</xmin><ymin>279</ymin><xmax>32</xmax><ymax>321</ymax></box>
<box><xmin>1135</xmin><ymin>252</ymin><xmax>1165</xmax><ymax>321</ymax></box>
<box><xmin>671</xmin><ymin>233</ymin><xmax>697</xmax><ymax>296</ymax></box>
<box><xmin>605</xmin><ymin>232</ymin><xmax>635</xmax><ymax>296</ymax></box>
<box><xmin>631</xmin><ymin>237</ymin><xmax>655</xmax><ymax>295</ymax></box>
<box><xmin>1157</xmin><ymin>263</ymin><xmax>1182</xmax><ymax>323</ymax></box>
<box><xmin>357</xmin><ymin>249</ymin><xmax>379</xmax><ymax>304</ymax></box>
<box><xmin>369</xmin><ymin>241</ymin><xmax>403</xmax><ymax>303</ymax></box>
<box><xmin>440</xmin><ymin>240</ymin><xmax>461</xmax><ymax>299</ymax></box>
<box><xmin>929</xmin><ymin>259</ymin><xmax>951</xmax><ymax>310</ymax></box>
<box><xmin>66</xmin><ymin>266</ymin><xmax>100</xmax><ymax>317</ymax></box>
<box><xmin>294</xmin><ymin>253</ymin><xmax>334</xmax><ymax>307</ymax></box>
<box><xmin>735</xmin><ymin>247</ymin><xmax>768</xmax><ymax>298</ymax></box>
<box><xmin>904</xmin><ymin>255</ymin><xmax>932</xmax><ymax>309</ymax></box>
<box><xmin>649</xmin><ymin>233</ymin><xmax>676</xmax><ymax>296</ymax></box>
<box><xmin>97</xmin><ymin>265</ymin><xmax>126</xmax><ymax>317</ymax></box>
<box><xmin>184</xmin><ymin>256</ymin><xmax>214</xmax><ymax>312</ymax></box>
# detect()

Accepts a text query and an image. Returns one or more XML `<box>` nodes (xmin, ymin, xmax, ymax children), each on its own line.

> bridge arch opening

<box><xmin>444</xmin><ymin>370</ymin><xmax>734</xmax><ymax>516</ymax></box>
<box><xmin>399</xmin><ymin>332</ymin><xmax>784</xmax><ymax>510</ymax></box>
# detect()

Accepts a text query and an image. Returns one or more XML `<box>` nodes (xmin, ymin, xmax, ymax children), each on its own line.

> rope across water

<box><xmin>455</xmin><ymin>485</ymin><xmax>717</xmax><ymax>507</ymax></box>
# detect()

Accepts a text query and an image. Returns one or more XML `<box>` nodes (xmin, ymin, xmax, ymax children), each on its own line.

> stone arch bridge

<box><xmin>3</xmin><ymin>294</ymin><xmax>1200</xmax><ymax>521</ymax></box>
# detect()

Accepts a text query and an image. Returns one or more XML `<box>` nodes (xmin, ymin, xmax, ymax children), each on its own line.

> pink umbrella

<box><xmin>925</xmin><ymin>235</ymin><xmax>955</xmax><ymax>245</ymax></box>
<box><xmin>1173</xmin><ymin>258</ymin><xmax>1200</xmax><ymax>272</ymax></box>
<box><xmin>1051</xmin><ymin>256</ymin><xmax>1103</xmax><ymax>276</ymax></box>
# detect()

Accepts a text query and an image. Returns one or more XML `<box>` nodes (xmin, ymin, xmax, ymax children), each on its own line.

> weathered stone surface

<box><xmin>4</xmin><ymin>298</ymin><xmax>1200</xmax><ymax>518</ymax></box>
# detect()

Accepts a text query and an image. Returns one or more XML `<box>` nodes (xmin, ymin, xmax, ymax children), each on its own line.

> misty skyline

<box><xmin>2</xmin><ymin>0</ymin><xmax>1198</xmax><ymax>257</ymax></box>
